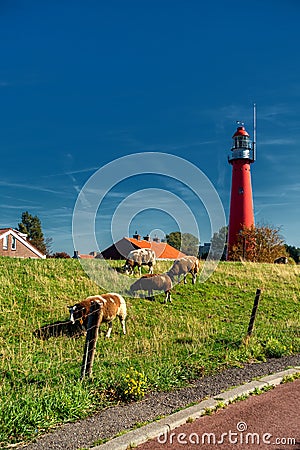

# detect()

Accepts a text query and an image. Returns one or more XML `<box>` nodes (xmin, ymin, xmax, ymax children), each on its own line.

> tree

<box><xmin>228</xmin><ymin>224</ymin><xmax>288</xmax><ymax>262</ymax></box>
<box><xmin>18</xmin><ymin>211</ymin><xmax>52</xmax><ymax>255</ymax></box>
<box><xmin>210</xmin><ymin>226</ymin><xmax>228</xmax><ymax>260</ymax></box>
<box><xmin>285</xmin><ymin>245</ymin><xmax>300</xmax><ymax>264</ymax></box>
<box><xmin>166</xmin><ymin>232</ymin><xmax>199</xmax><ymax>256</ymax></box>
<box><xmin>166</xmin><ymin>231</ymin><xmax>181</xmax><ymax>251</ymax></box>
<box><xmin>49</xmin><ymin>252</ymin><xmax>71</xmax><ymax>259</ymax></box>
<box><xmin>181</xmin><ymin>233</ymin><xmax>200</xmax><ymax>256</ymax></box>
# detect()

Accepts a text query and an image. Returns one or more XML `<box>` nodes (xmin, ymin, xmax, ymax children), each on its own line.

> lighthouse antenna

<box><xmin>253</xmin><ymin>103</ymin><xmax>256</xmax><ymax>161</ymax></box>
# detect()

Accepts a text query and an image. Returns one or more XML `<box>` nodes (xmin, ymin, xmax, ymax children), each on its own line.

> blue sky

<box><xmin>1</xmin><ymin>0</ymin><xmax>300</xmax><ymax>255</ymax></box>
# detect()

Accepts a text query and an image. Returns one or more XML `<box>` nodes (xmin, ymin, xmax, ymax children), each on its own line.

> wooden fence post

<box><xmin>245</xmin><ymin>288</ymin><xmax>262</xmax><ymax>345</ymax></box>
<box><xmin>81</xmin><ymin>301</ymin><xmax>101</xmax><ymax>379</ymax></box>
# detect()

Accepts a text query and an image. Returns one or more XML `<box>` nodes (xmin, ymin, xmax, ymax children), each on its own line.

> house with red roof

<box><xmin>101</xmin><ymin>233</ymin><xmax>186</xmax><ymax>260</ymax></box>
<box><xmin>0</xmin><ymin>228</ymin><xmax>46</xmax><ymax>259</ymax></box>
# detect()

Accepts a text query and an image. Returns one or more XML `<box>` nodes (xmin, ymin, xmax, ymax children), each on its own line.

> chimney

<box><xmin>133</xmin><ymin>231</ymin><xmax>141</xmax><ymax>241</ymax></box>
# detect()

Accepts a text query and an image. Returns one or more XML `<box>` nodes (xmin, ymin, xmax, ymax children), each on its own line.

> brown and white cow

<box><xmin>68</xmin><ymin>293</ymin><xmax>127</xmax><ymax>338</ymax></box>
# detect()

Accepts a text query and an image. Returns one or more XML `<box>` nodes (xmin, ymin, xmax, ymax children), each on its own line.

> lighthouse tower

<box><xmin>227</xmin><ymin>117</ymin><xmax>256</xmax><ymax>260</ymax></box>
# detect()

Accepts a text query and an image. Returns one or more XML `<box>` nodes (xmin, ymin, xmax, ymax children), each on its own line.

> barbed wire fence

<box><xmin>80</xmin><ymin>300</ymin><xmax>102</xmax><ymax>379</ymax></box>
<box><xmin>30</xmin><ymin>282</ymin><xmax>298</xmax><ymax>382</ymax></box>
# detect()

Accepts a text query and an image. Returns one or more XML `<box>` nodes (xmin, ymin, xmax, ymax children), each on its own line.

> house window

<box><xmin>11</xmin><ymin>236</ymin><xmax>17</xmax><ymax>250</ymax></box>
<box><xmin>3</xmin><ymin>235</ymin><xmax>8</xmax><ymax>250</ymax></box>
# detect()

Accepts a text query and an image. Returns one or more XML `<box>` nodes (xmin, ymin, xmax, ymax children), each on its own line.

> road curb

<box><xmin>91</xmin><ymin>367</ymin><xmax>300</xmax><ymax>450</ymax></box>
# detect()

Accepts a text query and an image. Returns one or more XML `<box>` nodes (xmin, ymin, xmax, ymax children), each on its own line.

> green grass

<box><xmin>0</xmin><ymin>257</ymin><xmax>299</xmax><ymax>448</ymax></box>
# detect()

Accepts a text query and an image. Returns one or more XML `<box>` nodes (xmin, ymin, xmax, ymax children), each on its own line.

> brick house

<box><xmin>0</xmin><ymin>228</ymin><xmax>46</xmax><ymax>259</ymax></box>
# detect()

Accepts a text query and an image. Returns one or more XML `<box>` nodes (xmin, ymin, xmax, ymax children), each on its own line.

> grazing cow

<box><xmin>274</xmin><ymin>256</ymin><xmax>288</xmax><ymax>264</ymax></box>
<box><xmin>129</xmin><ymin>273</ymin><xmax>172</xmax><ymax>303</ymax></box>
<box><xmin>124</xmin><ymin>248</ymin><xmax>156</xmax><ymax>275</ymax></box>
<box><xmin>167</xmin><ymin>256</ymin><xmax>200</xmax><ymax>285</ymax></box>
<box><xmin>68</xmin><ymin>293</ymin><xmax>127</xmax><ymax>338</ymax></box>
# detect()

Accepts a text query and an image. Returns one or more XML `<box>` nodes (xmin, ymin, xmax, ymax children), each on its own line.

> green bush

<box><xmin>264</xmin><ymin>338</ymin><xmax>287</xmax><ymax>358</ymax></box>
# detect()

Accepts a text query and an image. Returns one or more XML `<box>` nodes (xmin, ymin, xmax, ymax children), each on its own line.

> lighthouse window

<box><xmin>238</xmin><ymin>187</ymin><xmax>244</xmax><ymax>194</ymax></box>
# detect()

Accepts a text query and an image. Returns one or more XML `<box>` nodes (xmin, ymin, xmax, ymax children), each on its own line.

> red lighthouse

<box><xmin>227</xmin><ymin>115</ymin><xmax>256</xmax><ymax>260</ymax></box>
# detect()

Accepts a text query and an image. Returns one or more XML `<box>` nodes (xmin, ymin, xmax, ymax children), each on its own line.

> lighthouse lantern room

<box><xmin>227</xmin><ymin>114</ymin><xmax>256</xmax><ymax>260</ymax></box>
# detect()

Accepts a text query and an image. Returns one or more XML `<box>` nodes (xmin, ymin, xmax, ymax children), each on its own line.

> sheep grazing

<box><xmin>129</xmin><ymin>273</ymin><xmax>172</xmax><ymax>303</ymax></box>
<box><xmin>124</xmin><ymin>248</ymin><xmax>156</xmax><ymax>275</ymax></box>
<box><xmin>167</xmin><ymin>256</ymin><xmax>200</xmax><ymax>285</ymax></box>
<box><xmin>274</xmin><ymin>256</ymin><xmax>288</xmax><ymax>264</ymax></box>
<box><xmin>68</xmin><ymin>293</ymin><xmax>127</xmax><ymax>338</ymax></box>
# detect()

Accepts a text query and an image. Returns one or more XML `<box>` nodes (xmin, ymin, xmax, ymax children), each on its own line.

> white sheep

<box><xmin>124</xmin><ymin>248</ymin><xmax>156</xmax><ymax>275</ymax></box>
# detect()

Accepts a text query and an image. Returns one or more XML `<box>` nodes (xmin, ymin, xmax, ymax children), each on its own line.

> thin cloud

<box><xmin>45</xmin><ymin>166</ymin><xmax>100</xmax><ymax>178</ymax></box>
<box><xmin>64</xmin><ymin>167</ymin><xmax>101</xmax><ymax>176</ymax></box>
<box><xmin>0</xmin><ymin>203</ymin><xmax>41</xmax><ymax>210</ymax></box>
<box><xmin>105</xmin><ymin>128</ymin><xmax>216</xmax><ymax>152</ymax></box>
<box><xmin>260</xmin><ymin>138</ymin><xmax>296</xmax><ymax>146</ymax></box>
<box><xmin>45</xmin><ymin>207</ymin><xmax>73</xmax><ymax>219</ymax></box>
<box><xmin>260</xmin><ymin>104</ymin><xmax>292</xmax><ymax>121</ymax></box>
<box><xmin>0</xmin><ymin>181</ymin><xmax>62</xmax><ymax>194</ymax></box>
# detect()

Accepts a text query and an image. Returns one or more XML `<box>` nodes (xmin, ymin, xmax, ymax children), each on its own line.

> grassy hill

<box><xmin>0</xmin><ymin>257</ymin><xmax>299</xmax><ymax>447</ymax></box>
